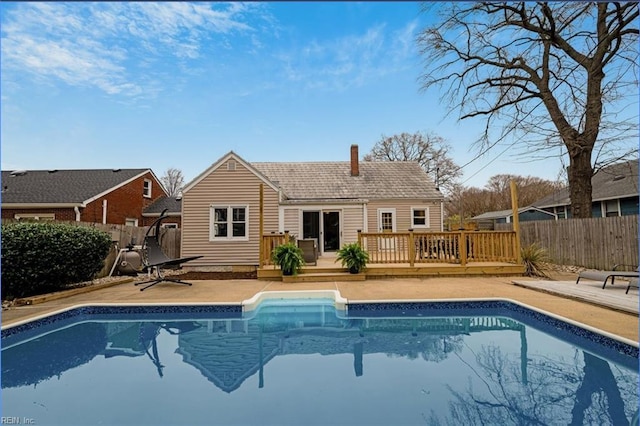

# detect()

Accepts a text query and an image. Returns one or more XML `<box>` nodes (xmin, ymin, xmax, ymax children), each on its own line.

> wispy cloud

<box><xmin>1</xmin><ymin>2</ymin><xmax>269</xmax><ymax>98</ymax></box>
<box><xmin>276</xmin><ymin>20</ymin><xmax>420</xmax><ymax>92</ymax></box>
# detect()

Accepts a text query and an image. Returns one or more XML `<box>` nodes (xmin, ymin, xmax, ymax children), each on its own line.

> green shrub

<box><xmin>521</xmin><ymin>243</ymin><xmax>550</xmax><ymax>278</ymax></box>
<box><xmin>1</xmin><ymin>222</ymin><xmax>112</xmax><ymax>299</ymax></box>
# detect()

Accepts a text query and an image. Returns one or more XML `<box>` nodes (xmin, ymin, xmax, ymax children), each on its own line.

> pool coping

<box><xmin>2</xmin><ymin>289</ymin><xmax>638</xmax><ymax>351</ymax></box>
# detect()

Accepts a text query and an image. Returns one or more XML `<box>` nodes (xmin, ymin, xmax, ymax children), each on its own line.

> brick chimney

<box><xmin>350</xmin><ymin>144</ymin><xmax>359</xmax><ymax>176</ymax></box>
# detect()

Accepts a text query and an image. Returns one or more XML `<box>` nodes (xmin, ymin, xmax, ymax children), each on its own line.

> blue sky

<box><xmin>1</xmin><ymin>2</ymin><xmax>633</xmax><ymax>189</ymax></box>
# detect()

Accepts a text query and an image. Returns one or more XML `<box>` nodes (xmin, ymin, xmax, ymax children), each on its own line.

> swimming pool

<box><xmin>2</xmin><ymin>299</ymin><xmax>638</xmax><ymax>425</ymax></box>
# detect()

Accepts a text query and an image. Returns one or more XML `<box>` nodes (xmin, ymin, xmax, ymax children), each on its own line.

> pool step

<box><xmin>282</xmin><ymin>272</ymin><xmax>365</xmax><ymax>283</ymax></box>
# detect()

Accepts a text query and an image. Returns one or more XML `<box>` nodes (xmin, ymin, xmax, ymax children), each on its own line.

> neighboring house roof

<box><xmin>251</xmin><ymin>161</ymin><xmax>442</xmax><ymax>201</ymax></box>
<box><xmin>1</xmin><ymin>168</ymin><xmax>161</xmax><ymax>206</ymax></box>
<box><xmin>143</xmin><ymin>196</ymin><xmax>182</xmax><ymax>216</ymax></box>
<box><xmin>472</xmin><ymin>206</ymin><xmax>556</xmax><ymax>221</ymax></box>
<box><xmin>533</xmin><ymin>159</ymin><xmax>639</xmax><ymax>208</ymax></box>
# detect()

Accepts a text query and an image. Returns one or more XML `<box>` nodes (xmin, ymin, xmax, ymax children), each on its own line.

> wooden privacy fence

<box><xmin>357</xmin><ymin>230</ymin><xmax>518</xmax><ymax>266</ymax></box>
<box><xmin>496</xmin><ymin>215</ymin><xmax>639</xmax><ymax>270</ymax></box>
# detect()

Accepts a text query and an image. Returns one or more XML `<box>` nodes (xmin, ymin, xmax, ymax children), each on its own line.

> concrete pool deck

<box><xmin>2</xmin><ymin>275</ymin><xmax>638</xmax><ymax>343</ymax></box>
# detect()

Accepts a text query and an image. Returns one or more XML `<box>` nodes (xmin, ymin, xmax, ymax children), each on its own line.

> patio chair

<box><xmin>298</xmin><ymin>238</ymin><xmax>318</xmax><ymax>266</ymax></box>
<box><xmin>576</xmin><ymin>264</ymin><xmax>639</xmax><ymax>290</ymax></box>
<box><xmin>135</xmin><ymin>209</ymin><xmax>203</xmax><ymax>291</ymax></box>
<box><xmin>626</xmin><ymin>278</ymin><xmax>638</xmax><ymax>294</ymax></box>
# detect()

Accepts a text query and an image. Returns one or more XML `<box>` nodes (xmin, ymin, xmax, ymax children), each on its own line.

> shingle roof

<box><xmin>472</xmin><ymin>207</ymin><xmax>555</xmax><ymax>220</ymax></box>
<box><xmin>1</xmin><ymin>169</ymin><xmax>151</xmax><ymax>204</ymax></box>
<box><xmin>143</xmin><ymin>196</ymin><xmax>182</xmax><ymax>215</ymax></box>
<box><xmin>532</xmin><ymin>159</ymin><xmax>639</xmax><ymax>208</ymax></box>
<box><xmin>252</xmin><ymin>161</ymin><xmax>442</xmax><ymax>200</ymax></box>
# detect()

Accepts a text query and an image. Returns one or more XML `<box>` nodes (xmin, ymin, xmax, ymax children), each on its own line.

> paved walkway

<box><xmin>2</xmin><ymin>275</ymin><xmax>638</xmax><ymax>343</ymax></box>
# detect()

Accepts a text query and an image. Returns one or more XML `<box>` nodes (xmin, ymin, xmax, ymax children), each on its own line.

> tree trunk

<box><xmin>567</xmin><ymin>145</ymin><xmax>594</xmax><ymax>218</ymax></box>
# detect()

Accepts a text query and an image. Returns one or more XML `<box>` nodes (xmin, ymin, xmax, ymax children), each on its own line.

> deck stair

<box><xmin>282</xmin><ymin>271</ymin><xmax>365</xmax><ymax>283</ymax></box>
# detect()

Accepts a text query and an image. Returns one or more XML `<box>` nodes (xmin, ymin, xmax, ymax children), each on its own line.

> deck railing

<box><xmin>358</xmin><ymin>230</ymin><xmax>519</xmax><ymax>266</ymax></box>
<box><xmin>260</xmin><ymin>231</ymin><xmax>290</xmax><ymax>267</ymax></box>
<box><xmin>260</xmin><ymin>229</ymin><xmax>519</xmax><ymax>268</ymax></box>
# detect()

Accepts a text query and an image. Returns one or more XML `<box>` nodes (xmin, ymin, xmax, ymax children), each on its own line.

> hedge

<box><xmin>1</xmin><ymin>222</ymin><xmax>112</xmax><ymax>299</ymax></box>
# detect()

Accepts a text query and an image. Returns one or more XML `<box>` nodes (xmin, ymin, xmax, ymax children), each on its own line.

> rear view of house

<box><xmin>180</xmin><ymin>145</ymin><xmax>444</xmax><ymax>272</ymax></box>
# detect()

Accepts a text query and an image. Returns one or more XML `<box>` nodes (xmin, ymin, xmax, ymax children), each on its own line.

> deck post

<box><xmin>357</xmin><ymin>229</ymin><xmax>362</xmax><ymax>246</ymax></box>
<box><xmin>284</xmin><ymin>230</ymin><xmax>290</xmax><ymax>244</ymax></box>
<box><xmin>259</xmin><ymin>184</ymin><xmax>264</xmax><ymax>268</ymax></box>
<box><xmin>408</xmin><ymin>229</ymin><xmax>415</xmax><ymax>267</ymax></box>
<box><xmin>459</xmin><ymin>231</ymin><xmax>467</xmax><ymax>266</ymax></box>
<box><xmin>510</xmin><ymin>180</ymin><xmax>522</xmax><ymax>263</ymax></box>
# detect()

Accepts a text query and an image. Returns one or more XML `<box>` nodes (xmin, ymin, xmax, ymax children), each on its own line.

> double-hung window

<box><xmin>411</xmin><ymin>207</ymin><xmax>430</xmax><ymax>228</ymax></box>
<box><xmin>211</xmin><ymin>206</ymin><xmax>248</xmax><ymax>240</ymax></box>
<box><xmin>143</xmin><ymin>179</ymin><xmax>152</xmax><ymax>198</ymax></box>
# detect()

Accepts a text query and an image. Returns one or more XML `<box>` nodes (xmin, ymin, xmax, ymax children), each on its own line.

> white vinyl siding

<box><xmin>342</xmin><ymin>207</ymin><xmax>363</xmax><ymax>244</ymax></box>
<box><xmin>181</xmin><ymin>158</ymin><xmax>279</xmax><ymax>266</ymax></box>
<box><xmin>368</xmin><ymin>200</ymin><xmax>442</xmax><ymax>232</ymax></box>
<box><xmin>283</xmin><ymin>208</ymin><xmax>300</xmax><ymax>236</ymax></box>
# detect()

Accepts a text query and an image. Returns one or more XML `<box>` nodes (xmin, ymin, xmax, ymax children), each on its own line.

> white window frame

<box><xmin>14</xmin><ymin>213</ymin><xmax>55</xmax><ymax>221</ymax></box>
<box><xmin>411</xmin><ymin>206</ymin><xmax>430</xmax><ymax>229</ymax></box>
<box><xmin>603</xmin><ymin>199</ymin><xmax>621</xmax><ymax>217</ymax></box>
<box><xmin>125</xmin><ymin>218</ymin><xmax>138</xmax><ymax>227</ymax></box>
<box><xmin>210</xmin><ymin>205</ymin><xmax>249</xmax><ymax>241</ymax></box>
<box><xmin>143</xmin><ymin>179</ymin><xmax>152</xmax><ymax>198</ymax></box>
<box><xmin>161</xmin><ymin>223</ymin><xmax>179</xmax><ymax>229</ymax></box>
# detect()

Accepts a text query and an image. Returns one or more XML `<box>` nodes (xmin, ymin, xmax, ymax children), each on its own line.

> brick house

<box><xmin>1</xmin><ymin>168</ymin><xmax>167</xmax><ymax>225</ymax></box>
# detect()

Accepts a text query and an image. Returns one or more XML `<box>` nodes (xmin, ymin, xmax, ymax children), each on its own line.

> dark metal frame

<box><xmin>135</xmin><ymin>209</ymin><xmax>202</xmax><ymax>291</ymax></box>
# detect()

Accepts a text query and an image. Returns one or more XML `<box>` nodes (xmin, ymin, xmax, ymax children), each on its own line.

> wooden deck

<box><xmin>258</xmin><ymin>254</ymin><xmax>524</xmax><ymax>282</ymax></box>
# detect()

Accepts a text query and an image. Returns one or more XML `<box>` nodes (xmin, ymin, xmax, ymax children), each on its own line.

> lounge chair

<box><xmin>298</xmin><ymin>238</ymin><xmax>318</xmax><ymax>266</ymax></box>
<box><xmin>135</xmin><ymin>209</ymin><xmax>203</xmax><ymax>291</ymax></box>
<box><xmin>626</xmin><ymin>278</ymin><xmax>638</xmax><ymax>294</ymax></box>
<box><xmin>576</xmin><ymin>264</ymin><xmax>639</xmax><ymax>290</ymax></box>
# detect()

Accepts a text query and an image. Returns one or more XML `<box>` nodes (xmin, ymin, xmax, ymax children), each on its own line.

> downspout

<box><xmin>102</xmin><ymin>200</ymin><xmax>107</xmax><ymax>224</ymax></box>
<box><xmin>74</xmin><ymin>206</ymin><xmax>81</xmax><ymax>222</ymax></box>
<box><xmin>440</xmin><ymin>200</ymin><xmax>444</xmax><ymax>232</ymax></box>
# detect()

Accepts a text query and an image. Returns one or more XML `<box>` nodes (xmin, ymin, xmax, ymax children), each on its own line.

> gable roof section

<box><xmin>143</xmin><ymin>196</ymin><xmax>182</xmax><ymax>216</ymax></box>
<box><xmin>472</xmin><ymin>206</ymin><xmax>557</xmax><ymax>221</ymax></box>
<box><xmin>182</xmin><ymin>151</ymin><xmax>279</xmax><ymax>194</ymax></box>
<box><xmin>252</xmin><ymin>161</ymin><xmax>442</xmax><ymax>200</ymax></box>
<box><xmin>533</xmin><ymin>159</ymin><xmax>639</xmax><ymax>208</ymax></box>
<box><xmin>1</xmin><ymin>169</ymin><xmax>156</xmax><ymax>206</ymax></box>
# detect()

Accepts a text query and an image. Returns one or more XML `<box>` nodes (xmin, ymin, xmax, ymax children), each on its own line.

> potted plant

<box><xmin>336</xmin><ymin>242</ymin><xmax>369</xmax><ymax>274</ymax></box>
<box><xmin>271</xmin><ymin>242</ymin><xmax>305</xmax><ymax>276</ymax></box>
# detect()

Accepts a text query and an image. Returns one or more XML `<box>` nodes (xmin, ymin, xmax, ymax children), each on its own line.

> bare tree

<box><xmin>363</xmin><ymin>131</ymin><xmax>462</xmax><ymax>195</ymax></box>
<box><xmin>418</xmin><ymin>2</ymin><xmax>639</xmax><ymax>218</ymax></box>
<box><xmin>160</xmin><ymin>167</ymin><xmax>184</xmax><ymax>197</ymax></box>
<box><xmin>446</xmin><ymin>175</ymin><xmax>563</xmax><ymax>219</ymax></box>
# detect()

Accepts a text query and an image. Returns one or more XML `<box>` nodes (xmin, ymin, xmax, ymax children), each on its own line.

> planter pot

<box><xmin>349</xmin><ymin>266</ymin><xmax>360</xmax><ymax>274</ymax></box>
<box><xmin>282</xmin><ymin>269</ymin><xmax>294</xmax><ymax>276</ymax></box>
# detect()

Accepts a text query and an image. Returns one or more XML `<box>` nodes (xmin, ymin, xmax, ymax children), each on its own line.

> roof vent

<box><xmin>48</xmin><ymin>169</ymin><xmax>58</xmax><ymax>173</ymax></box>
<box><xmin>227</xmin><ymin>160</ymin><xmax>236</xmax><ymax>171</ymax></box>
<box><xmin>613</xmin><ymin>175</ymin><xmax>625</xmax><ymax>181</ymax></box>
<box><xmin>175</xmin><ymin>192</ymin><xmax>183</xmax><ymax>201</ymax></box>
<box><xmin>113</xmin><ymin>168</ymin><xmax>121</xmax><ymax>172</ymax></box>
<box><xmin>10</xmin><ymin>170</ymin><xmax>27</xmax><ymax>176</ymax></box>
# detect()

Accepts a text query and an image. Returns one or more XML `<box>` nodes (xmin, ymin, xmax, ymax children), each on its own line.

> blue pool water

<box><xmin>2</xmin><ymin>301</ymin><xmax>638</xmax><ymax>426</ymax></box>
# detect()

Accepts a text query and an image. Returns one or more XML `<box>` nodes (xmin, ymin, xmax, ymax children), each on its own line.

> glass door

<box><xmin>322</xmin><ymin>211</ymin><xmax>340</xmax><ymax>252</ymax></box>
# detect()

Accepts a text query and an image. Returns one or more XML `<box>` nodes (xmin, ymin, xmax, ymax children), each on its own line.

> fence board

<box><xmin>496</xmin><ymin>215</ymin><xmax>638</xmax><ymax>269</ymax></box>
